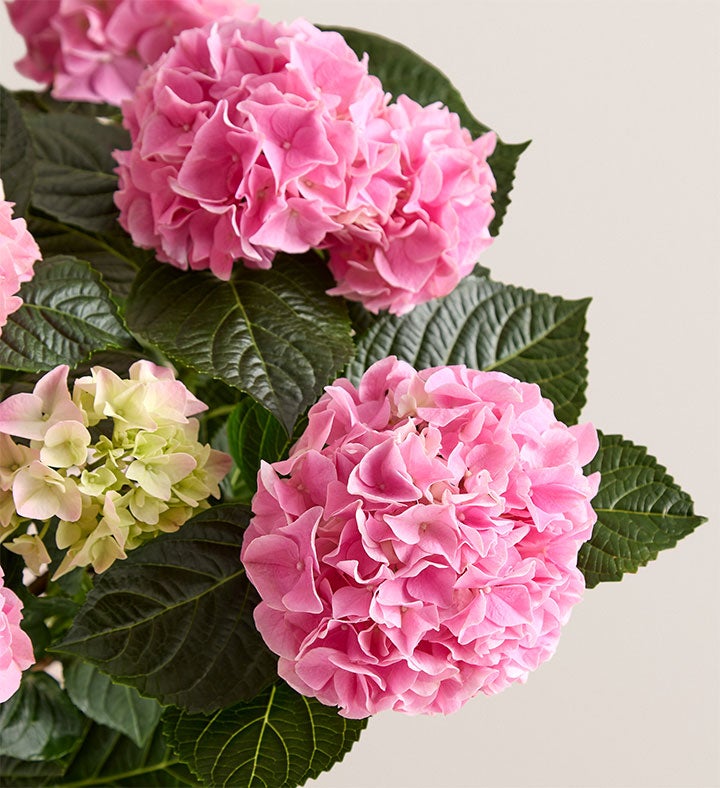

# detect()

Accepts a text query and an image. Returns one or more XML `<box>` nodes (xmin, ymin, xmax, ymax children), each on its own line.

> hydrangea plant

<box><xmin>0</xmin><ymin>0</ymin><xmax>708</xmax><ymax>786</ymax></box>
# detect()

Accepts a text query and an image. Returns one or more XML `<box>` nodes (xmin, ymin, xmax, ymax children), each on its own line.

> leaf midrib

<box><xmin>595</xmin><ymin>508</ymin><xmax>703</xmax><ymax>520</ymax></box>
<box><xmin>245</xmin><ymin>684</ymin><xmax>277</xmax><ymax>787</ymax></box>
<box><xmin>483</xmin><ymin>298</ymin><xmax>588</xmax><ymax>372</ymax></box>
<box><xmin>34</xmin><ymin>161</ymin><xmax>117</xmax><ymax>182</ymax></box>
<box><xmin>57</xmin><ymin>759</ymin><xmax>183</xmax><ymax>787</ymax></box>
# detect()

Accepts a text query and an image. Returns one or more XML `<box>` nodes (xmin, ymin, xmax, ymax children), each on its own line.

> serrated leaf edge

<box><xmin>0</xmin><ymin>255</ymin><xmax>135</xmax><ymax>373</ymax></box>
<box><xmin>582</xmin><ymin>433</ymin><xmax>707</xmax><ymax>587</ymax></box>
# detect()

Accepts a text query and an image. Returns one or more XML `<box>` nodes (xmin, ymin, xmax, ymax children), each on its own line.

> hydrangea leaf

<box><xmin>348</xmin><ymin>272</ymin><xmax>590</xmax><ymax>425</ymax></box>
<box><xmin>58</xmin><ymin>721</ymin><xmax>194</xmax><ymax>787</ymax></box>
<box><xmin>0</xmin><ymin>549</ymin><xmax>26</xmax><ymax>597</ymax></box>
<box><xmin>23</xmin><ymin>113</ymin><xmax>128</xmax><ymax>234</ymax></box>
<box><xmin>0</xmin><ymin>755</ymin><xmax>67</xmax><ymax>787</ymax></box>
<box><xmin>0</xmin><ymin>719</ymin><xmax>193</xmax><ymax>787</ymax></box>
<box><xmin>0</xmin><ymin>673</ymin><xmax>87</xmax><ymax>762</ymax></box>
<box><xmin>13</xmin><ymin>89</ymin><xmax>121</xmax><ymax>120</ymax></box>
<box><xmin>54</xmin><ymin>505</ymin><xmax>277</xmax><ymax>714</ymax></box>
<box><xmin>330</xmin><ymin>26</ymin><xmax>529</xmax><ymax>236</ymax></box>
<box><xmin>125</xmin><ymin>253</ymin><xmax>355</xmax><ymax>432</ymax></box>
<box><xmin>226</xmin><ymin>397</ymin><xmax>307</xmax><ymax>497</ymax></box>
<box><xmin>16</xmin><ymin>594</ymin><xmax>80</xmax><ymax>663</ymax></box>
<box><xmin>28</xmin><ymin>214</ymin><xmax>145</xmax><ymax>302</ymax></box>
<box><xmin>0</xmin><ymin>255</ymin><xmax>135</xmax><ymax>373</ymax></box>
<box><xmin>579</xmin><ymin>433</ymin><xmax>706</xmax><ymax>587</ymax></box>
<box><xmin>0</xmin><ymin>87</ymin><xmax>35</xmax><ymax>217</ymax></box>
<box><xmin>163</xmin><ymin>681</ymin><xmax>368</xmax><ymax>788</ymax></box>
<box><xmin>64</xmin><ymin>660</ymin><xmax>162</xmax><ymax>748</ymax></box>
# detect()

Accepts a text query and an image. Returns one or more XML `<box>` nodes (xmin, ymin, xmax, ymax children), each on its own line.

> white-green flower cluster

<box><xmin>0</xmin><ymin>362</ymin><xmax>231</xmax><ymax>577</ymax></box>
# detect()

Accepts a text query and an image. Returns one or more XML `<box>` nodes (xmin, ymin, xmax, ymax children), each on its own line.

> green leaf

<box><xmin>16</xmin><ymin>554</ymin><xmax>88</xmax><ymax>657</ymax></box>
<box><xmin>485</xmin><ymin>140</ymin><xmax>531</xmax><ymax>237</ymax></box>
<box><xmin>329</xmin><ymin>26</ymin><xmax>529</xmax><ymax>236</ymax></box>
<box><xmin>0</xmin><ymin>753</ymin><xmax>67</xmax><ymax>787</ymax></box>
<box><xmin>64</xmin><ymin>661</ymin><xmax>162</xmax><ymax>748</ymax></box>
<box><xmin>0</xmin><ymin>255</ymin><xmax>135</xmax><ymax>373</ymax></box>
<box><xmin>348</xmin><ymin>272</ymin><xmax>590</xmax><ymax>425</ymax></box>
<box><xmin>211</xmin><ymin>422</ymin><xmax>252</xmax><ymax>503</ymax></box>
<box><xmin>346</xmin><ymin>300</ymin><xmax>377</xmax><ymax>339</ymax></box>
<box><xmin>55</xmin><ymin>505</ymin><xmax>277</xmax><ymax>714</ymax></box>
<box><xmin>25</xmin><ymin>595</ymin><xmax>80</xmax><ymax>620</ymax></box>
<box><xmin>0</xmin><ymin>720</ymin><xmax>194</xmax><ymax>787</ymax></box>
<box><xmin>0</xmin><ymin>87</ymin><xmax>35</xmax><ymax>216</ymax></box>
<box><xmin>579</xmin><ymin>433</ymin><xmax>706</xmax><ymax>587</ymax></box>
<box><xmin>13</xmin><ymin>89</ymin><xmax>120</xmax><ymax>120</ymax></box>
<box><xmin>24</xmin><ymin>113</ymin><xmax>129</xmax><ymax>234</ymax></box>
<box><xmin>28</xmin><ymin>214</ymin><xmax>144</xmax><ymax>302</ymax></box>
<box><xmin>59</xmin><ymin>722</ymin><xmax>194</xmax><ymax>787</ymax></box>
<box><xmin>226</xmin><ymin>398</ymin><xmax>306</xmax><ymax>497</ymax></box>
<box><xmin>125</xmin><ymin>253</ymin><xmax>355</xmax><ymax>432</ymax></box>
<box><xmin>18</xmin><ymin>594</ymin><xmax>80</xmax><ymax>662</ymax></box>
<box><xmin>194</xmin><ymin>376</ymin><xmax>244</xmax><ymax>444</ymax></box>
<box><xmin>0</xmin><ymin>673</ymin><xmax>87</xmax><ymax>762</ymax></box>
<box><xmin>164</xmin><ymin>681</ymin><xmax>368</xmax><ymax>788</ymax></box>
<box><xmin>0</xmin><ymin>549</ymin><xmax>26</xmax><ymax>596</ymax></box>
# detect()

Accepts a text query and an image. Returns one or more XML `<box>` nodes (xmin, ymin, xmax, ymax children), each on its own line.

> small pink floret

<box><xmin>241</xmin><ymin>359</ymin><xmax>600</xmax><ymax>718</ymax></box>
<box><xmin>326</xmin><ymin>99</ymin><xmax>496</xmax><ymax>314</ymax></box>
<box><xmin>0</xmin><ymin>180</ymin><xmax>41</xmax><ymax>335</ymax></box>
<box><xmin>0</xmin><ymin>567</ymin><xmax>34</xmax><ymax>702</ymax></box>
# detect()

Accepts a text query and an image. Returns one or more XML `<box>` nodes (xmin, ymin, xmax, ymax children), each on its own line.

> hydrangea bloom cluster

<box><xmin>114</xmin><ymin>17</ymin><xmax>390</xmax><ymax>279</ymax></box>
<box><xmin>0</xmin><ymin>180</ymin><xmax>41</xmax><ymax>335</ymax></box>
<box><xmin>114</xmin><ymin>16</ymin><xmax>496</xmax><ymax>314</ymax></box>
<box><xmin>7</xmin><ymin>0</ymin><xmax>258</xmax><ymax>105</ymax></box>
<box><xmin>241</xmin><ymin>358</ymin><xmax>600</xmax><ymax>718</ymax></box>
<box><xmin>0</xmin><ymin>362</ymin><xmax>231</xmax><ymax>578</ymax></box>
<box><xmin>325</xmin><ymin>97</ymin><xmax>496</xmax><ymax>314</ymax></box>
<box><xmin>0</xmin><ymin>566</ymin><xmax>34</xmax><ymax>702</ymax></box>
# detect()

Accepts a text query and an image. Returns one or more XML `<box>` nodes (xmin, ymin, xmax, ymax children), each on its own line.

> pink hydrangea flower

<box><xmin>0</xmin><ymin>566</ymin><xmax>34</xmax><ymax>702</ymax></box>
<box><xmin>7</xmin><ymin>0</ymin><xmax>258</xmax><ymax>105</ymax></box>
<box><xmin>114</xmin><ymin>17</ymin><xmax>496</xmax><ymax>314</ymax></box>
<box><xmin>0</xmin><ymin>180</ymin><xmax>41</xmax><ymax>335</ymax></box>
<box><xmin>326</xmin><ymin>97</ymin><xmax>496</xmax><ymax>314</ymax></box>
<box><xmin>241</xmin><ymin>358</ymin><xmax>600</xmax><ymax>718</ymax></box>
<box><xmin>114</xmin><ymin>16</ymin><xmax>391</xmax><ymax>279</ymax></box>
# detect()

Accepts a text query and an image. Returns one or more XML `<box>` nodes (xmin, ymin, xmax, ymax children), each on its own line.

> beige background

<box><xmin>1</xmin><ymin>1</ymin><xmax>718</xmax><ymax>786</ymax></box>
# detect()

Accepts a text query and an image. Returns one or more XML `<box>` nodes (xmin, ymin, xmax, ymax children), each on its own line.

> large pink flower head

<box><xmin>7</xmin><ymin>0</ymin><xmax>258</xmax><ymax>105</ymax></box>
<box><xmin>0</xmin><ymin>566</ymin><xmax>34</xmax><ymax>703</ymax></box>
<box><xmin>114</xmin><ymin>16</ymin><xmax>391</xmax><ymax>279</ymax></box>
<box><xmin>241</xmin><ymin>358</ymin><xmax>600</xmax><ymax>718</ymax></box>
<box><xmin>114</xmin><ymin>16</ymin><xmax>497</xmax><ymax>313</ymax></box>
<box><xmin>326</xmin><ymin>97</ymin><xmax>497</xmax><ymax>315</ymax></box>
<box><xmin>0</xmin><ymin>180</ymin><xmax>41</xmax><ymax>335</ymax></box>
